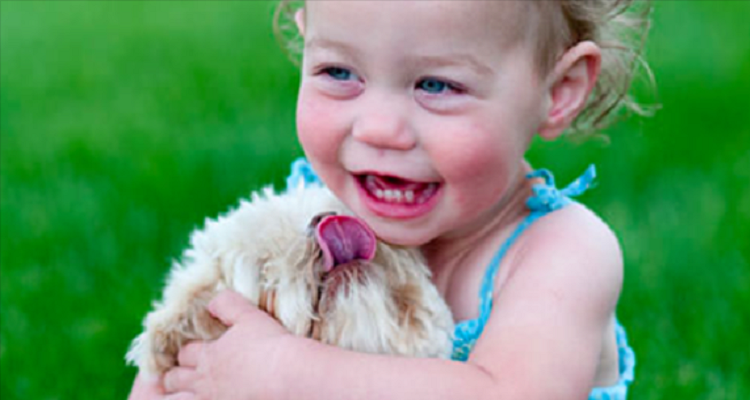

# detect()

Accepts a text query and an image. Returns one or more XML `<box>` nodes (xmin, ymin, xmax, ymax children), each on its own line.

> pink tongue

<box><xmin>315</xmin><ymin>215</ymin><xmax>376</xmax><ymax>272</ymax></box>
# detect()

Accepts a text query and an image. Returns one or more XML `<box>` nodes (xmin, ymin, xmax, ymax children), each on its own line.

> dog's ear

<box><xmin>258</xmin><ymin>287</ymin><xmax>277</xmax><ymax>318</ymax></box>
<box><xmin>392</xmin><ymin>283</ymin><xmax>424</xmax><ymax>331</ymax></box>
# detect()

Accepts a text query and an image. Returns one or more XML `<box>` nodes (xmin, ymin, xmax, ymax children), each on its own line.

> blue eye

<box><xmin>324</xmin><ymin>67</ymin><xmax>354</xmax><ymax>81</ymax></box>
<box><xmin>417</xmin><ymin>78</ymin><xmax>450</xmax><ymax>94</ymax></box>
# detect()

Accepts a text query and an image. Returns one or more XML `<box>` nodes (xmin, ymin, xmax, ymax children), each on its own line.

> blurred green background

<box><xmin>1</xmin><ymin>1</ymin><xmax>748</xmax><ymax>399</ymax></box>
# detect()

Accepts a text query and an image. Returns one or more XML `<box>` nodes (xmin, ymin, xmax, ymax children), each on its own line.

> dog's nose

<box><xmin>307</xmin><ymin>211</ymin><xmax>337</xmax><ymax>234</ymax></box>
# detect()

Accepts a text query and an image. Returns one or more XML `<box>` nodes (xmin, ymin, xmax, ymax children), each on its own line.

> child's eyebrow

<box><xmin>305</xmin><ymin>37</ymin><xmax>493</xmax><ymax>78</ymax></box>
<box><xmin>409</xmin><ymin>55</ymin><xmax>494</xmax><ymax>77</ymax></box>
<box><xmin>305</xmin><ymin>37</ymin><xmax>361</xmax><ymax>57</ymax></box>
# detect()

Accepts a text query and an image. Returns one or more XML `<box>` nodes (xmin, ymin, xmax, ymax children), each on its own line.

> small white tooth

<box><xmin>376</xmin><ymin>189</ymin><xmax>384</xmax><ymax>199</ymax></box>
<box><xmin>393</xmin><ymin>190</ymin><xmax>403</xmax><ymax>202</ymax></box>
<box><xmin>384</xmin><ymin>190</ymin><xmax>393</xmax><ymax>201</ymax></box>
<box><xmin>405</xmin><ymin>190</ymin><xmax>415</xmax><ymax>203</ymax></box>
<box><xmin>366</xmin><ymin>175</ymin><xmax>376</xmax><ymax>185</ymax></box>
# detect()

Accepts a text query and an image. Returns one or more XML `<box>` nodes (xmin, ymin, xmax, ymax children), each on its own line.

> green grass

<box><xmin>1</xmin><ymin>1</ymin><xmax>748</xmax><ymax>399</ymax></box>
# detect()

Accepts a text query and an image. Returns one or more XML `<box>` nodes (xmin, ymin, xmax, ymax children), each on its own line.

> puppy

<box><xmin>126</xmin><ymin>184</ymin><xmax>454</xmax><ymax>378</ymax></box>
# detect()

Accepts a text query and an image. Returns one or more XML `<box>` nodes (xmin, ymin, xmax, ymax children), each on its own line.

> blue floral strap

<box><xmin>588</xmin><ymin>319</ymin><xmax>636</xmax><ymax>400</ymax></box>
<box><xmin>285</xmin><ymin>157</ymin><xmax>322</xmax><ymax>191</ymax></box>
<box><xmin>526</xmin><ymin>165</ymin><xmax>596</xmax><ymax>212</ymax></box>
<box><xmin>472</xmin><ymin>165</ymin><xmax>598</xmax><ymax>342</ymax></box>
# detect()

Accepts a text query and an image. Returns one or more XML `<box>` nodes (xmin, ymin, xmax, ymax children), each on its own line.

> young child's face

<box><xmin>296</xmin><ymin>1</ymin><xmax>548</xmax><ymax>246</ymax></box>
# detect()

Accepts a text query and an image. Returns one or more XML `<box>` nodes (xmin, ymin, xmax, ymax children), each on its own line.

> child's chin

<box><xmin>369</xmin><ymin>225</ymin><xmax>432</xmax><ymax>248</ymax></box>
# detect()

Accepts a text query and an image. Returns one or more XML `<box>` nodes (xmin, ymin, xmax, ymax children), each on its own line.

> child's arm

<box><xmin>163</xmin><ymin>291</ymin><xmax>499</xmax><ymax>399</ymax></box>
<box><xmin>164</xmin><ymin>204</ymin><xmax>623</xmax><ymax>400</ymax></box>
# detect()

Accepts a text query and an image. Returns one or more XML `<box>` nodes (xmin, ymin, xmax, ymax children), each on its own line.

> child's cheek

<box><xmin>430</xmin><ymin>122</ymin><xmax>520</xmax><ymax>208</ymax></box>
<box><xmin>433</xmin><ymin>125</ymin><xmax>503</xmax><ymax>181</ymax></box>
<box><xmin>296</xmin><ymin>88</ymin><xmax>340</xmax><ymax>163</ymax></box>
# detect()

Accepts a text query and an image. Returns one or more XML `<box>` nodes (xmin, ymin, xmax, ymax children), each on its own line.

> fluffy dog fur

<box><xmin>126</xmin><ymin>184</ymin><xmax>454</xmax><ymax>378</ymax></box>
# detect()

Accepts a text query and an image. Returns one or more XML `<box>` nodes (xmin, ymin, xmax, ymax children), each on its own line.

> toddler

<box><xmin>130</xmin><ymin>1</ymin><xmax>651</xmax><ymax>399</ymax></box>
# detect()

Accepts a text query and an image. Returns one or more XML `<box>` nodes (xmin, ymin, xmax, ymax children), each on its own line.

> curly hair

<box><xmin>273</xmin><ymin>0</ymin><xmax>655</xmax><ymax>137</ymax></box>
<box><xmin>273</xmin><ymin>0</ymin><xmax>304</xmax><ymax>65</ymax></box>
<box><xmin>532</xmin><ymin>0</ymin><xmax>655</xmax><ymax>136</ymax></box>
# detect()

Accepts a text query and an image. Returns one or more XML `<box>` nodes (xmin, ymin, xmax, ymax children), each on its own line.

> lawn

<box><xmin>1</xmin><ymin>1</ymin><xmax>748</xmax><ymax>399</ymax></box>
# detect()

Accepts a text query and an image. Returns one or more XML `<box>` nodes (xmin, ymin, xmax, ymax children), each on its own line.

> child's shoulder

<box><xmin>473</xmin><ymin>202</ymin><xmax>625</xmax><ymax>393</ymax></box>
<box><xmin>533</xmin><ymin>201</ymin><xmax>620</xmax><ymax>256</ymax></box>
<box><xmin>510</xmin><ymin>201</ymin><xmax>623</xmax><ymax>304</ymax></box>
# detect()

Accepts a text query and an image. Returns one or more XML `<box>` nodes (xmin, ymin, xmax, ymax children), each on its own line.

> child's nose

<box><xmin>351</xmin><ymin>103</ymin><xmax>416</xmax><ymax>151</ymax></box>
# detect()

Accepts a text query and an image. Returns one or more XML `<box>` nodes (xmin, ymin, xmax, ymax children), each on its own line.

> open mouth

<box><xmin>354</xmin><ymin>173</ymin><xmax>442</xmax><ymax>219</ymax></box>
<box><xmin>356</xmin><ymin>174</ymin><xmax>440</xmax><ymax>205</ymax></box>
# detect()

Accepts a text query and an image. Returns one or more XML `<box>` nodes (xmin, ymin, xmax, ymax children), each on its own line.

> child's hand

<box><xmin>162</xmin><ymin>290</ymin><xmax>296</xmax><ymax>400</ymax></box>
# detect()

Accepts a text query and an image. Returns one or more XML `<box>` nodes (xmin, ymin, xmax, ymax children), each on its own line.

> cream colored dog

<box><xmin>126</xmin><ymin>184</ymin><xmax>454</xmax><ymax>378</ymax></box>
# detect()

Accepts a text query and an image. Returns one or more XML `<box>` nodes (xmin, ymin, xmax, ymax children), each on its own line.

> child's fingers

<box><xmin>128</xmin><ymin>373</ymin><xmax>166</xmax><ymax>400</ymax></box>
<box><xmin>207</xmin><ymin>290</ymin><xmax>255</xmax><ymax>327</ymax></box>
<box><xmin>177</xmin><ymin>341</ymin><xmax>204</xmax><ymax>368</ymax></box>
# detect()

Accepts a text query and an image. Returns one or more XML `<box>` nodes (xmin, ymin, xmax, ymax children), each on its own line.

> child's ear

<box><xmin>537</xmin><ymin>41</ymin><xmax>601</xmax><ymax>140</ymax></box>
<box><xmin>294</xmin><ymin>9</ymin><xmax>306</xmax><ymax>37</ymax></box>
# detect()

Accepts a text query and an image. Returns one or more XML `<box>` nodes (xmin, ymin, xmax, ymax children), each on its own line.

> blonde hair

<box><xmin>532</xmin><ymin>0</ymin><xmax>655</xmax><ymax>136</ymax></box>
<box><xmin>273</xmin><ymin>1</ymin><xmax>304</xmax><ymax>65</ymax></box>
<box><xmin>273</xmin><ymin>0</ymin><xmax>655</xmax><ymax>137</ymax></box>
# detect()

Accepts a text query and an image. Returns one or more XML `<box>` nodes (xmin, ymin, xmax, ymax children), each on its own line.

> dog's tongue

<box><xmin>315</xmin><ymin>215</ymin><xmax>376</xmax><ymax>272</ymax></box>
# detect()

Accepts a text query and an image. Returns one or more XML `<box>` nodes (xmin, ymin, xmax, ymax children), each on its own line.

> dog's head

<box><xmin>257</xmin><ymin>212</ymin><xmax>378</xmax><ymax>337</ymax></box>
<box><xmin>255</xmin><ymin>208</ymin><xmax>453</xmax><ymax>358</ymax></box>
